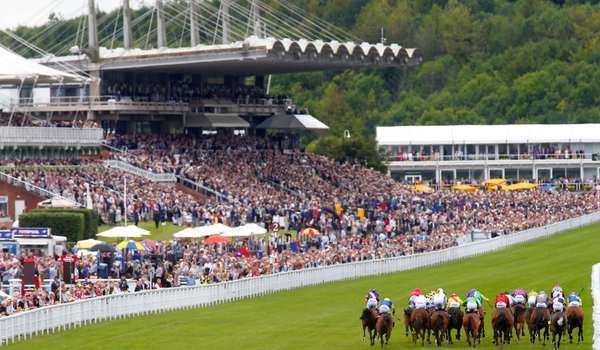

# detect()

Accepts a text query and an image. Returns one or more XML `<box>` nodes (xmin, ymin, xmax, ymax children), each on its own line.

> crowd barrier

<box><xmin>1</xmin><ymin>211</ymin><xmax>600</xmax><ymax>345</ymax></box>
<box><xmin>593</xmin><ymin>263</ymin><xmax>600</xmax><ymax>350</ymax></box>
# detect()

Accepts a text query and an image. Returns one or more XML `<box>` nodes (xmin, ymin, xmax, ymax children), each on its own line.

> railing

<box><xmin>0</xmin><ymin>127</ymin><xmax>103</xmax><ymax>147</ymax></box>
<box><xmin>0</xmin><ymin>211</ymin><xmax>599</xmax><ymax>345</ymax></box>
<box><xmin>593</xmin><ymin>263</ymin><xmax>600</xmax><ymax>350</ymax></box>
<box><xmin>177</xmin><ymin>175</ymin><xmax>231</xmax><ymax>202</ymax></box>
<box><xmin>386</xmin><ymin>152</ymin><xmax>600</xmax><ymax>162</ymax></box>
<box><xmin>10</xmin><ymin>96</ymin><xmax>189</xmax><ymax>113</ymax></box>
<box><xmin>103</xmin><ymin>160</ymin><xmax>177</xmax><ymax>183</ymax></box>
<box><xmin>0</xmin><ymin>171</ymin><xmax>81</xmax><ymax>207</ymax></box>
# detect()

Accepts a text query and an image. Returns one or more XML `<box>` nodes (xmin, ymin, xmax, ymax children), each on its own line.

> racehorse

<box><xmin>375</xmin><ymin>313</ymin><xmax>394</xmax><ymax>348</ymax></box>
<box><xmin>566</xmin><ymin>305</ymin><xmax>584</xmax><ymax>344</ymax></box>
<box><xmin>430</xmin><ymin>310</ymin><xmax>450</xmax><ymax>347</ymax></box>
<box><xmin>478</xmin><ymin>307</ymin><xmax>486</xmax><ymax>338</ymax></box>
<box><xmin>491</xmin><ymin>307</ymin><xmax>514</xmax><ymax>345</ymax></box>
<box><xmin>360</xmin><ymin>307</ymin><xmax>377</xmax><ymax>345</ymax></box>
<box><xmin>550</xmin><ymin>309</ymin><xmax>566</xmax><ymax>349</ymax></box>
<box><xmin>525</xmin><ymin>307</ymin><xmax>536</xmax><ymax>343</ymax></box>
<box><xmin>403</xmin><ymin>307</ymin><xmax>413</xmax><ymax>337</ymax></box>
<box><xmin>410</xmin><ymin>308</ymin><xmax>429</xmax><ymax>346</ymax></box>
<box><xmin>530</xmin><ymin>306</ymin><xmax>550</xmax><ymax>346</ymax></box>
<box><xmin>463</xmin><ymin>311</ymin><xmax>481</xmax><ymax>348</ymax></box>
<box><xmin>511</xmin><ymin>303</ymin><xmax>527</xmax><ymax>341</ymax></box>
<box><xmin>447</xmin><ymin>307</ymin><xmax>463</xmax><ymax>343</ymax></box>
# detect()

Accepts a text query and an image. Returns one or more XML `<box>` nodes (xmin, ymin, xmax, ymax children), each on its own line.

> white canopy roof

<box><xmin>376</xmin><ymin>124</ymin><xmax>600</xmax><ymax>146</ymax></box>
<box><xmin>0</xmin><ymin>46</ymin><xmax>85</xmax><ymax>84</ymax></box>
<box><xmin>222</xmin><ymin>223</ymin><xmax>267</xmax><ymax>237</ymax></box>
<box><xmin>173</xmin><ymin>227</ymin><xmax>213</xmax><ymax>238</ymax></box>
<box><xmin>97</xmin><ymin>225</ymin><xmax>150</xmax><ymax>238</ymax></box>
<box><xmin>255</xmin><ymin>114</ymin><xmax>329</xmax><ymax>131</ymax></box>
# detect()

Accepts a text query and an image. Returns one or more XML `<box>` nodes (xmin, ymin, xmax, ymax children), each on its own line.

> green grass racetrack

<box><xmin>9</xmin><ymin>223</ymin><xmax>600</xmax><ymax>349</ymax></box>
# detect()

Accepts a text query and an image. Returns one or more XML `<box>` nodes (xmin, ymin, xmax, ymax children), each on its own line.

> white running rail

<box><xmin>103</xmin><ymin>160</ymin><xmax>177</xmax><ymax>183</ymax></box>
<box><xmin>0</xmin><ymin>211</ymin><xmax>600</xmax><ymax>345</ymax></box>
<box><xmin>592</xmin><ymin>263</ymin><xmax>600</xmax><ymax>350</ymax></box>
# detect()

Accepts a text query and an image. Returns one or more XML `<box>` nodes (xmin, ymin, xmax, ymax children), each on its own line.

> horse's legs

<box><xmin>578</xmin><ymin>326</ymin><xmax>583</xmax><ymax>344</ymax></box>
<box><xmin>448</xmin><ymin>329</ymin><xmax>453</xmax><ymax>344</ymax></box>
<box><xmin>362</xmin><ymin>325</ymin><xmax>366</xmax><ymax>342</ymax></box>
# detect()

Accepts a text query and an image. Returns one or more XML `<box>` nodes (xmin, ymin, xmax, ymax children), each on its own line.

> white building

<box><xmin>376</xmin><ymin>124</ymin><xmax>600</xmax><ymax>183</ymax></box>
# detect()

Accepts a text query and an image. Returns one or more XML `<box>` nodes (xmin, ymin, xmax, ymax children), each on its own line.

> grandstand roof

<box><xmin>376</xmin><ymin>124</ymin><xmax>600</xmax><ymax>145</ymax></box>
<box><xmin>37</xmin><ymin>36</ymin><xmax>422</xmax><ymax>75</ymax></box>
<box><xmin>255</xmin><ymin>114</ymin><xmax>329</xmax><ymax>131</ymax></box>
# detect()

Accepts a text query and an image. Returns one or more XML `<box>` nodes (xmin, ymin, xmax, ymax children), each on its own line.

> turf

<box><xmin>8</xmin><ymin>223</ymin><xmax>600</xmax><ymax>350</ymax></box>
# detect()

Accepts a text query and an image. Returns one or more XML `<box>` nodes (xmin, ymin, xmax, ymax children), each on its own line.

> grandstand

<box><xmin>1</xmin><ymin>0</ymin><xmax>421</xmax><ymax>134</ymax></box>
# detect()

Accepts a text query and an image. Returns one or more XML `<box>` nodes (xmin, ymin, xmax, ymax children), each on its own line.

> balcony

<box><xmin>9</xmin><ymin>96</ymin><xmax>189</xmax><ymax>114</ymax></box>
<box><xmin>0</xmin><ymin>127</ymin><xmax>103</xmax><ymax>147</ymax></box>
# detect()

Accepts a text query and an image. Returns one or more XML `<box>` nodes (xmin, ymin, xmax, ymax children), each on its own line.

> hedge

<box><xmin>19</xmin><ymin>212</ymin><xmax>85</xmax><ymax>242</ymax></box>
<box><xmin>29</xmin><ymin>208</ymin><xmax>99</xmax><ymax>239</ymax></box>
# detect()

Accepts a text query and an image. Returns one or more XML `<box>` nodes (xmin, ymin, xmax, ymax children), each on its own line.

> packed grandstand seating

<box><xmin>102</xmin><ymin>80</ymin><xmax>289</xmax><ymax>105</ymax></box>
<box><xmin>1</xmin><ymin>133</ymin><xmax>599</xmax><ymax>316</ymax></box>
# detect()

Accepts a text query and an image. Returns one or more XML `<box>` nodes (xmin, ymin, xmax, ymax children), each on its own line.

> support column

<box><xmin>222</xmin><ymin>0</ymin><xmax>230</xmax><ymax>44</ymax></box>
<box><xmin>123</xmin><ymin>0</ymin><xmax>133</xmax><ymax>49</ymax></box>
<box><xmin>190</xmin><ymin>0</ymin><xmax>200</xmax><ymax>46</ymax></box>
<box><xmin>252</xmin><ymin>0</ymin><xmax>262</xmax><ymax>37</ymax></box>
<box><xmin>156</xmin><ymin>0</ymin><xmax>167</xmax><ymax>48</ymax></box>
<box><xmin>88</xmin><ymin>0</ymin><xmax>98</xmax><ymax>49</ymax></box>
<box><xmin>87</xmin><ymin>67</ymin><xmax>101</xmax><ymax>121</ymax></box>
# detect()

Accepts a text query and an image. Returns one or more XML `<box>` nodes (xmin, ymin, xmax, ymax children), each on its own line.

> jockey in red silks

<box><xmin>408</xmin><ymin>288</ymin><xmax>422</xmax><ymax>308</ymax></box>
<box><xmin>495</xmin><ymin>293</ymin><xmax>510</xmax><ymax>309</ymax></box>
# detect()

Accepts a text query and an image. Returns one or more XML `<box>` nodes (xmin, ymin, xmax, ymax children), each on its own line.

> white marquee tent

<box><xmin>0</xmin><ymin>46</ymin><xmax>85</xmax><ymax>84</ymax></box>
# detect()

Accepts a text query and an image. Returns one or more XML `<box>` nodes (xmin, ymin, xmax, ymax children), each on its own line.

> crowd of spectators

<box><xmin>103</xmin><ymin>80</ymin><xmax>289</xmax><ymax>106</ymax></box>
<box><xmin>2</xmin><ymin>133</ymin><xmax>600</xmax><ymax>316</ymax></box>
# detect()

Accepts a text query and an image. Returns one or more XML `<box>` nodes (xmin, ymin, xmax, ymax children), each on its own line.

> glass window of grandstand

<box><xmin>518</xmin><ymin>169</ymin><xmax>533</xmax><ymax>180</ymax></box>
<box><xmin>456</xmin><ymin>170</ymin><xmax>470</xmax><ymax>182</ymax></box>
<box><xmin>487</xmin><ymin>144</ymin><xmax>496</xmax><ymax>160</ymax></box>
<box><xmin>466</xmin><ymin>145</ymin><xmax>476</xmax><ymax>160</ymax></box>
<box><xmin>508</xmin><ymin>144</ymin><xmax>519</xmax><ymax>160</ymax></box>
<box><xmin>472</xmin><ymin>169</ymin><xmax>485</xmax><ymax>180</ymax></box>
<box><xmin>498</xmin><ymin>144</ymin><xmax>508</xmax><ymax>159</ymax></box>
<box><xmin>0</xmin><ymin>196</ymin><xmax>7</xmax><ymax>219</ymax></box>
<box><xmin>442</xmin><ymin>145</ymin><xmax>452</xmax><ymax>160</ymax></box>
<box><xmin>519</xmin><ymin>144</ymin><xmax>530</xmax><ymax>159</ymax></box>
<box><xmin>489</xmin><ymin>168</ymin><xmax>504</xmax><ymax>179</ymax></box>
<box><xmin>505</xmin><ymin>168</ymin><xmax>518</xmax><ymax>180</ymax></box>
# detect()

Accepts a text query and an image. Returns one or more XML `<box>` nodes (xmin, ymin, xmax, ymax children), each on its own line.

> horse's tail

<box><xmin>436</xmin><ymin>312</ymin><xmax>444</xmax><ymax>330</ymax></box>
<box><xmin>568</xmin><ymin>311</ymin><xmax>578</xmax><ymax>327</ymax></box>
<box><xmin>497</xmin><ymin>310</ymin><xmax>506</xmax><ymax>328</ymax></box>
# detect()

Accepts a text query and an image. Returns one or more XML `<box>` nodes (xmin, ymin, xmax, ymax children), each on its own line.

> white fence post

<box><xmin>592</xmin><ymin>263</ymin><xmax>600</xmax><ymax>350</ymax></box>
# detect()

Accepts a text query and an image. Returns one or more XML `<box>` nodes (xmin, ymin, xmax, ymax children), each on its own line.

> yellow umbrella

<box><xmin>413</xmin><ymin>184</ymin><xmax>433</xmax><ymax>193</ymax></box>
<box><xmin>452</xmin><ymin>184</ymin><xmax>479</xmax><ymax>192</ymax></box>
<box><xmin>117</xmin><ymin>240</ymin><xmax>145</xmax><ymax>250</ymax></box>
<box><xmin>482</xmin><ymin>179</ymin><xmax>506</xmax><ymax>186</ymax></box>
<box><xmin>503</xmin><ymin>182</ymin><xmax>538</xmax><ymax>191</ymax></box>
<box><xmin>76</xmin><ymin>239</ymin><xmax>104</xmax><ymax>250</ymax></box>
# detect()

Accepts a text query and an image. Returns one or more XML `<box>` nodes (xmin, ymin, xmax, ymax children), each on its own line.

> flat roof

<box><xmin>36</xmin><ymin>36</ymin><xmax>422</xmax><ymax>75</ymax></box>
<box><xmin>376</xmin><ymin>124</ymin><xmax>600</xmax><ymax>145</ymax></box>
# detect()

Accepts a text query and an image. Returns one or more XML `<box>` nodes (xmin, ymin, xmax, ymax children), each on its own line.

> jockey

<box><xmin>366</xmin><ymin>297</ymin><xmax>378</xmax><ymax>310</ymax></box>
<box><xmin>463</xmin><ymin>295</ymin><xmax>479</xmax><ymax>313</ymax></box>
<box><xmin>447</xmin><ymin>293</ymin><xmax>463</xmax><ymax>309</ymax></box>
<box><xmin>414</xmin><ymin>293</ymin><xmax>428</xmax><ymax>310</ymax></box>
<box><xmin>408</xmin><ymin>288</ymin><xmax>422</xmax><ymax>309</ymax></box>
<box><xmin>528</xmin><ymin>290</ymin><xmax>538</xmax><ymax>308</ymax></box>
<box><xmin>552</xmin><ymin>297</ymin><xmax>565</xmax><ymax>313</ymax></box>
<box><xmin>551</xmin><ymin>285</ymin><xmax>565</xmax><ymax>300</ymax></box>
<box><xmin>568</xmin><ymin>292</ymin><xmax>582</xmax><ymax>308</ymax></box>
<box><xmin>466</xmin><ymin>288</ymin><xmax>489</xmax><ymax>309</ymax></box>
<box><xmin>512</xmin><ymin>288</ymin><xmax>528</xmax><ymax>305</ymax></box>
<box><xmin>432</xmin><ymin>288</ymin><xmax>447</xmax><ymax>310</ymax></box>
<box><xmin>536</xmin><ymin>291</ymin><xmax>549</xmax><ymax>308</ymax></box>
<box><xmin>380</xmin><ymin>297</ymin><xmax>395</xmax><ymax>315</ymax></box>
<box><xmin>366</xmin><ymin>288</ymin><xmax>380</xmax><ymax>303</ymax></box>
<box><xmin>495</xmin><ymin>293</ymin><xmax>510</xmax><ymax>309</ymax></box>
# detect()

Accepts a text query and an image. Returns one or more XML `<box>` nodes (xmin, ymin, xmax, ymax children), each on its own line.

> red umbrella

<box><xmin>204</xmin><ymin>235</ymin><xmax>229</xmax><ymax>244</ymax></box>
<box><xmin>301</xmin><ymin>228</ymin><xmax>320</xmax><ymax>237</ymax></box>
<box><xmin>142</xmin><ymin>240</ymin><xmax>156</xmax><ymax>250</ymax></box>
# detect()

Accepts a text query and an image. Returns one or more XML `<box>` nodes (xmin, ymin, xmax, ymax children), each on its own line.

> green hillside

<box><xmin>5</xmin><ymin>222</ymin><xmax>598</xmax><ymax>350</ymax></box>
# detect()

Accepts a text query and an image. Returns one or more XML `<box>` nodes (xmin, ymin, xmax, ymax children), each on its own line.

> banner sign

<box><xmin>11</xmin><ymin>228</ymin><xmax>50</xmax><ymax>238</ymax></box>
<box><xmin>0</xmin><ymin>230</ymin><xmax>12</xmax><ymax>240</ymax></box>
